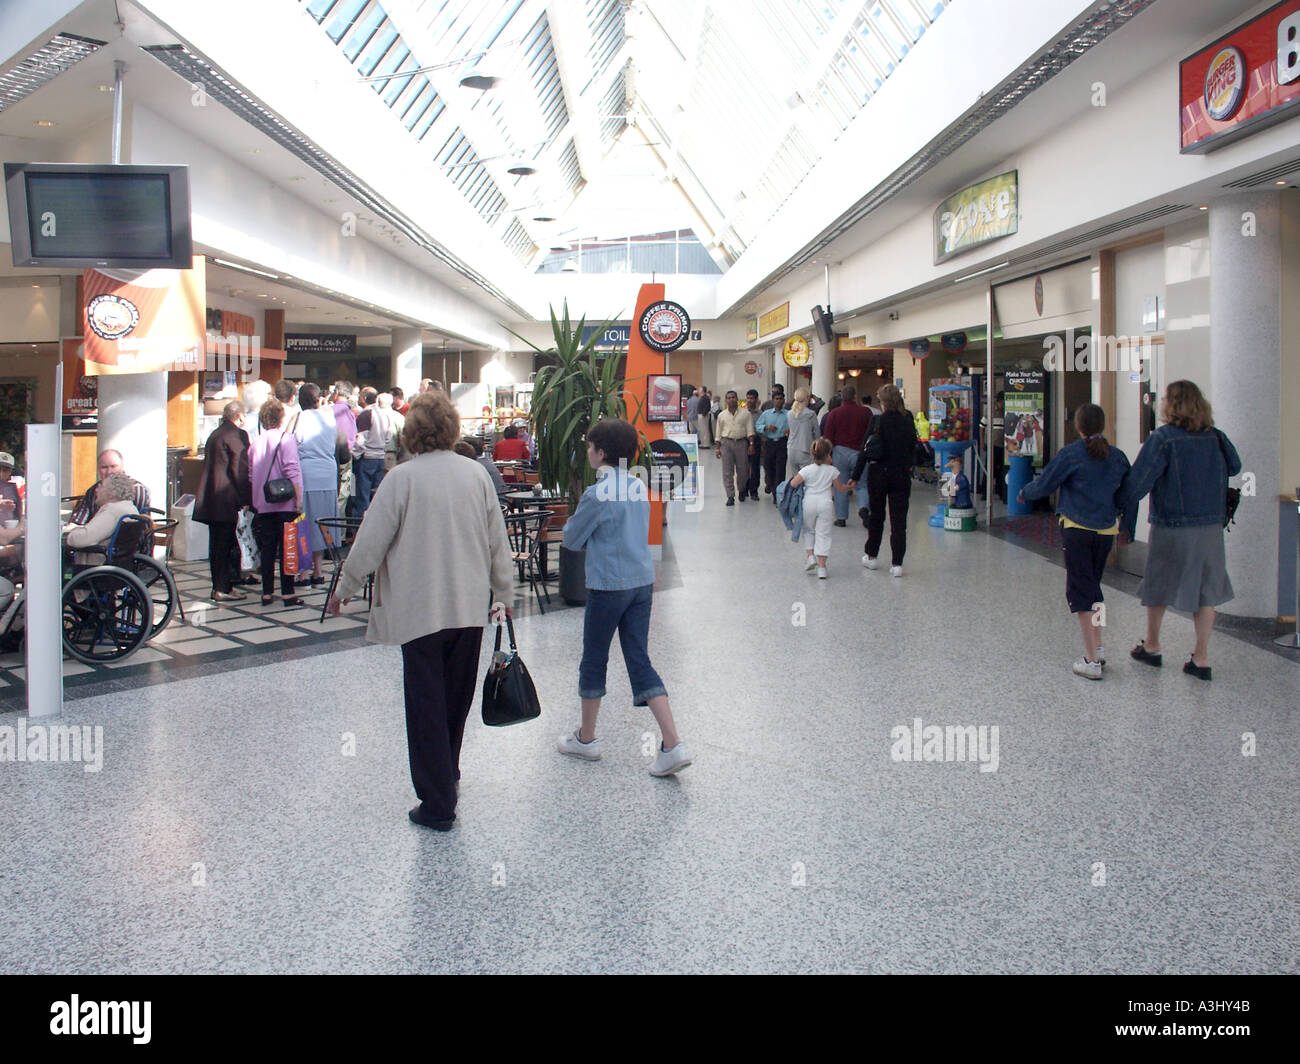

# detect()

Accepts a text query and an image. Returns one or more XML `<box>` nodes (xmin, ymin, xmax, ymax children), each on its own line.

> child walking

<box><xmin>1019</xmin><ymin>403</ymin><xmax>1131</xmax><ymax>679</ymax></box>
<box><xmin>788</xmin><ymin>437</ymin><xmax>856</xmax><ymax>579</ymax></box>
<box><xmin>557</xmin><ymin>418</ymin><xmax>692</xmax><ymax>776</ymax></box>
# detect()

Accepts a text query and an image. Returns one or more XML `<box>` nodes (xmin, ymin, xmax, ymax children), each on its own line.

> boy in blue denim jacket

<box><xmin>557</xmin><ymin>418</ymin><xmax>692</xmax><ymax>777</ymax></box>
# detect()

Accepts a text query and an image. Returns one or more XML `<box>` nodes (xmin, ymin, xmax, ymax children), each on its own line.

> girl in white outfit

<box><xmin>788</xmin><ymin>437</ymin><xmax>855</xmax><ymax>578</ymax></box>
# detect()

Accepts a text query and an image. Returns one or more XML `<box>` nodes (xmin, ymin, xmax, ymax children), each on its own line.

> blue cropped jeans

<box><xmin>578</xmin><ymin>584</ymin><xmax>667</xmax><ymax>705</ymax></box>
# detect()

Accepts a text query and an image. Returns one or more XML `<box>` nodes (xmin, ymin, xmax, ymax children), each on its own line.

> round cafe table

<box><xmin>504</xmin><ymin>490</ymin><xmax>560</xmax><ymax>510</ymax></box>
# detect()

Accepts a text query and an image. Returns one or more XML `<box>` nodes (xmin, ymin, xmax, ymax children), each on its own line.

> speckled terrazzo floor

<box><xmin>1</xmin><ymin>452</ymin><xmax>1296</xmax><ymax>974</ymax></box>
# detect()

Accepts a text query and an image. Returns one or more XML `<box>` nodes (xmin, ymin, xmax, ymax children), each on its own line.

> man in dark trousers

<box><xmin>193</xmin><ymin>401</ymin><xmax>252</xmax><ymax>602</ymax></box>
<box><xmin>822</xmin><ymin>384</ymin><xmax>873</xmax><ymax>527</ymax></box>
<box><xmin>743</xmin><ymin>389</ymin><xmax>763</xmax><ymax>501</ymax></box>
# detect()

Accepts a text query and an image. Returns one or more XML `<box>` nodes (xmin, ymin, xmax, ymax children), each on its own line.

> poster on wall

<box><xmin>82</xmin><ymin>256</ymin><xmax>206</xmax><ymax>374</ymax></box>
<box><xmin>647</xmin><ymin>374</ymin><xmax>682</xmax><ymax>422</ymax></box>
<box><xmin>1004</xmin><ymin>369</ymin><xmax>1045</xmax><ymax>463</ymax></box>
<box><xmin>61</xmin><ymin>338</ymin><xmax>97</xmax><ymax>432</ymax></box>
<box><xmin>665</xmin><ymin>433</ymin><xmax>699</xmax><ymax>503</ymax></box>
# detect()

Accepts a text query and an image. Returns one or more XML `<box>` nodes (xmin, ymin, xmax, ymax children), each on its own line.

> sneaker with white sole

<box><xmin>889</xmin><ymin>565</ymin><xmax>903</xmax><ymax>577</ymax></box>
<box><xmin>650</xmin><ymin>741</ymin><xmax>693</xmax><ymax>777</ymax></box>
<box><xmin>1072</xmin><ymin>659</ymin><xmax>1103</xmax><ymax>680</ymax></box>
<box><xmin>804</xmin><ymin>555</ymin><xmax>817</xmax><ymax>571</ymax></box>
<box><xmin>557</xmin><ymin>729</ymin><xmax>602</xmax><ymax>760</ymax></box>
<box><xmin>817</xmin><ymin>567</ymin><xmax>827</xmax><ymax>579</ymax></box>
<box><xmin>862</xmin><ymin>555</ymin><xmax>879</xmax><ymax>569</ymax></box>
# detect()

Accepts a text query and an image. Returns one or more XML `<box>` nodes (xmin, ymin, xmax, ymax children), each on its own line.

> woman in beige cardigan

<box><xmin>327</xmin><ymin>392</ymin><xmax>514</xmax><ymax>832</ymax></box>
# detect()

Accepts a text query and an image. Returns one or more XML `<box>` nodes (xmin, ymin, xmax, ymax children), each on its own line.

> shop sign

<box><xmin>82</xmin><ymin>257</ymin><xmax>206</xmax><ymax>375</ymax></box>
<box><xmin>758</xmin><ymin>302</ymin><xmax>789</xmax><ymax>337</ymax></box>
<box><xmin>284</xmin><ymin>333</ymin><xmax>357</xmax><ymax>356</ymax></box>
<box><xmin>781</xmin><ymin>334</ymin><xmax>811</xmax><ymax>367</ymax></box>
<box><xmin>61</xmin><ymin>338</ymin><xmax>96</xmax><ymax>431</ymax></box>
<box><xmin>1180</xmin><ymin>0</ymin><xmax>1300</xmax><ymax>153</ymax></box>
<box><xmin>744</xmin><ymin>360</ymin><xmax>760</xmax><ymax>375</ymax></box>
<box><xmin>638</xmin><ymin>301</ymin><xmax>691</xmax><ymax>353</ymax></box>
<box><xmin>647</xmin><ymin>375</ymin><xmax>682</xmax><ymax>422</ymax></box>
<box><xmin>909</xmin><ymin>339</ymin><xmax>931</xmax><ymax>361</ymax></box>
<box><xmin>933</xmin><ymin>171</ymin><xmax>1018</xmax><ymax>264</ymax></box>
<box><xmin>837</xmin><ymin>336</ymin><xmax>868</xmax><ymax>352</ymax></box>
<box><xmin>206</xmin><ymin>307</ymin><xmax>256</xmax><ymax>337</ymax></box>
<box><xmin>1004</xmin><ymin>369</ymin><xmax>1046</xmax><ymax>464</ymax></box>
<box><xmin>941</xmin><ymin>332</ymin><xmax>968</xmax><ymax>354</ymax></box>
<box><xmin>746</xmin><ymin>317</ymin><xmax>759</xmax><ymax>343</ymax></box>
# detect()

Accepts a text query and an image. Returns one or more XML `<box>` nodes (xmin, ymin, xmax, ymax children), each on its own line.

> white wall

<box><xmin>0</xmin><ymin>281</ymin><xmax>60</xmax><ymax>341</ymax></box>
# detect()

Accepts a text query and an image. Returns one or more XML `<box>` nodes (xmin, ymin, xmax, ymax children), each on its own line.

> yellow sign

<box><xmin>934</xmin><ymin>170</ymin><xmax>1018</xmax><ymax>264</ymax></box>
<box><xmin>782</xmin><ymin>334</ymin><xmax>811</xmax><ymax>367</ymax></box>
<box><xmin>746</xmin><ymin>317</ymin><xmax>759</xmax><ymax>343</ymax></box>
<box><xmin>758</xmin><ymin>302</ymin><xmax>789</xmax><ymax>337</ymax></box>
<box><xmin>837</xmin><ymin>336</ymin><xmax>868</xmax><ymax>352</ymax></box>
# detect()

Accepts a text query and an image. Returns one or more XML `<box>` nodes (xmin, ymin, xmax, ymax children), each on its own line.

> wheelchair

<box><xmin>0</xmin><ymin>512</ymin><xmax>181</xmax><ymax>665</ymax></box>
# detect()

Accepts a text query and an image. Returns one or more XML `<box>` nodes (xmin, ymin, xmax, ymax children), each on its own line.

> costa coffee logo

<box><xmin>1204</xmin><ymin>46</ymin><xmax>1246</xmax><ymax>121</ymax></box>
<box><xmin>638</xmin><ymin>300</ymin><xmax>691</xmax><ymax>353</ymax></box>
<box><xmin>744</xmin><ymin>360</ymin><xmax>759</xmax><ymax>375</ymax></box>
<box><xmin>782</xmin><ymin>334</ymin><xmax>810</xmax><ymax>367</ymax></box>
<box><xmin>86</xmin><ymin>294</ymin><xmax>140</xmax><ymax>341</ymax></box>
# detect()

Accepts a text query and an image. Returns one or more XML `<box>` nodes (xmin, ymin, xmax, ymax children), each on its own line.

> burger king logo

<box><xmin>86</xmin><ymin>294</ymin><xmax>140</xmax><ymax>341</ymax></box>
<box><xmin>1203</xmin><ymin>46</ymin><xmax>1246</xmax><ymax>122</ymax></box>
<box><xmin>638</xmin><ymin>300</ymin><xmax>691</xmax><ymax>353</ymax></box>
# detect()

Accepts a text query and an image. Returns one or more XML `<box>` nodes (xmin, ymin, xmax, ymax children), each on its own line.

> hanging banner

<box><xmin>82</xmin><ymin>256</ymin><xmax>206</xmax><ymax>374</ymax></box>
<box><xmin>934</xmin><ymin>171</ymin><xmax>1018</xmax><ymax>264</ymax></box>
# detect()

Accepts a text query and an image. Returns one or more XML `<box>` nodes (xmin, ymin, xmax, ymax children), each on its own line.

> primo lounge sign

<box><xmin>933</xmin><ymin>170</ymin><xmax>1018</xmax><ymax>265</ymax></box>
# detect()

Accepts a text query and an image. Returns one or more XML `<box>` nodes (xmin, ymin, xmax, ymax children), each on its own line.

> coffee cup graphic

<box><xmin>651</xmin><ymin>376</ymin><xmax>679</xmax><ymax>414</ymax></box>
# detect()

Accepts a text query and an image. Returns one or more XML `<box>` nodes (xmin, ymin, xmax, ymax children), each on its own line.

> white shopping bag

<box><xmin>236</xmin><ymin>508</ymin><xmax>260</xmax><ymax>571</ymax></box>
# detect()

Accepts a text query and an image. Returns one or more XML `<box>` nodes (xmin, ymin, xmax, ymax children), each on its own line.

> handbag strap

<box><xmin>492</xmin><ymin>614</ymin><xmax>518</xmax><ymax>654</ymax></box>
<box><xmin>267</xmin><ymin>428</ymin><xmax>286</xmax><ymax>479</ymax></box>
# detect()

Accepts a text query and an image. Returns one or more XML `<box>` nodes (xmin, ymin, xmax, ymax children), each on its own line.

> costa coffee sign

<box><xmin>1180</xmin><ymin>0</ymin><xmax>1300</xmax><ymax>153</ymax></box>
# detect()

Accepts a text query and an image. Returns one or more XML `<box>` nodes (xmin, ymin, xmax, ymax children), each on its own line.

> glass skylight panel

<box><xmin>341</xmin><ymin>3</ymin><xmax>384</xmax><ymax>60</ymax></box>
<box><xmin>891</xmin><ymin>0</ymin><xmax>929</xmax><ymax>39</ymax></box>
<box><xmin>870</xmin><ymin>3</ymin><xmax>910</xmax><ymax>59</ymax></box>
<box><xmin>323</xmin><ymin>0</ymin><xmax>368</xmax><ymax>43</ymax></box>
<box><xmin>356</xmin><ymin>22</ymin><xmax>399</xmax><ymax>74</ymax></box>
<box><xmin>306</xmin><ymin>0</ymin><xmax>338</xmax><ymax>21</ymax></box>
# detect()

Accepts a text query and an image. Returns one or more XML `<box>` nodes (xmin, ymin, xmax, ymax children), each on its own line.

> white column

<box><xmin>25</xmin><ymin>424</ymin><xmax>62</xmax><ymax>719</ymax></box>
<box><xmin>391</xmin><ymin>328</ymin><xmax>422</xmax><ymax>398</ymax></box>
<box><xmin>1209</xmin><ymin>193</ymin><xmax>1282</xmax><ymax>618</ymax></box>
<box><xmin>812</xmin><ymin>338</ymin><xmax>836</xmax><ymax>406</ymax></box>
<box><xmin>96</xmin><ymin>372</ymin><xmax>168</xmax><ymax>515</ymax></box>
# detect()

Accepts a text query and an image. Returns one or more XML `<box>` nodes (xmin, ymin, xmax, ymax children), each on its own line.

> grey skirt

<box><xmin>1138</xmin><ymin>523</ymin><xmax>1233</xmax><ymax>611</ymax></box>
<box><xmin>301</xmin><ymin>489</ymin><xmax>338</xmax><ymax>554</ymax></box>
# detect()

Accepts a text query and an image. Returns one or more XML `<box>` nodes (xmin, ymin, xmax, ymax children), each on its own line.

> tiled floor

<box><xmin>1</xmin><ymin>451</ymin><xmax>1296</xmax><ymax>973</ymax></box>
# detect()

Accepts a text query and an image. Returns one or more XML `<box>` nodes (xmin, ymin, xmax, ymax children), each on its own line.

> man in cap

<box><xmin>0</xmin><ymin>452</ymin><xmax>22</xmax><ymax>522</ymax></box>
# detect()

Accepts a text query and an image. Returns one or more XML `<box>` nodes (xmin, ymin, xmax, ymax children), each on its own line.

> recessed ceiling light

<box><xmin>246</xmin><ymin>148</ymin><xmax>261</xmax><ymax>155</ymax></box>
<box><xmin>257</xmin><ymin>293</ymin><xmax>268</xmax><ymax>297</ymax></box>
<box><xmin>362</xmin><ymin>321</ymin><xmax>372</xmax><ymax>325</ymax></box>
<box><xmin>304</xmin><ymin>306</ymin><xmax>316</xmax><ymax>310</ymax></box>
<box><xmin>1199</xmin><ymin>205</ymin><xmax>1208</xmax><ymax>211</ymax></box>
<box><xmin>34</xmin><ymin>120</ymin><xmax>56</xmax><ymax>127</ymax></box>
<box><xmin>287</xmin><ymin>176</ymin><xmax>305</xmax><ymax>182</ymax></box>
<box><xmin>96</xmin><ymin>85</ymin><xmax>114</xmax><ymax>93</ymax></box>
<box><xmin>1277</xmin><ymin>180</ymin><xmax>1288</xmax><ymax>186</ymax></box>
<box><xmin>323</xmin><ymin>198</ymin><xmax>337</xmax><ymax>203</ymax></box>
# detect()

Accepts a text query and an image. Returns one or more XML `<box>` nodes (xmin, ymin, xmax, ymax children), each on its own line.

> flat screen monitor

<box><xmin>4</xmin><ymin>162</ymin><xmax>193</xmax><ymax>269</ymax></box>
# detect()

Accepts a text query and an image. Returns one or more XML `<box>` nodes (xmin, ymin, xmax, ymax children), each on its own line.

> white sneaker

<box><xmin>817</xmin><ymin>567</ymin><xmax>827</xmax><ymax>579</ymax></box>
<box><xmin>557</xmin><ymin>729</ymin><xmax>602</xmax><ymax>760</ymax></box>
<box><xmin>862</xmin><ymin>555</ymin><xmax>879</xmax><ymax>569</ymax></box>
<box><xmin>1072</xmin><ymin>659</ymin><xmax>1103</xmax><ymax>680</ymax></box>
<box><xmin>889</xmin><ymin>565</ymin><xmax>903</xmax><ymax>578</ymax></box>
<box><xmin>804</xmin><ymin>555</ymin><xmax>817</xmax><ymax>571</ymax></box>
<box><xmin>1096</xmin><ymin>646</ymin><xmax>1106</xmax><ymax>667</ymax></box>
<box><xmin>650</xmin><ymin>741</ymin><xmax>693</xmax><ymax>777</ymax></box>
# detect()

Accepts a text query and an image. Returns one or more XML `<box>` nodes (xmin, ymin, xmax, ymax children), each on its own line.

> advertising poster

<box><xmin>1004</xmin><ymin>369</ymin><xmax>1045</xmax><ymax>463</ymax></box>
<box><xmin>61</xmin><ymin>338</ymin><xmax>97</xmax><ymax>432</ymax></box>
<box><xmin>82</xmin><ymin>256</ymin><xmax>206</xmax><ymax>374</ymax></box>
<box><xmin>665</xmin><ymin>433</ymin><xmax>699</xmax><ymax>503</ymax></box>
<box><xmin>647</xmin><ymin>374</ymin><xmax>682</xmax><ymax>422</ymax></box>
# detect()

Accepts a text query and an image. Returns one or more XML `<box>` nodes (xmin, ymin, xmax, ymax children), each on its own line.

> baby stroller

<box><xmin>912</xmin><ymin>440</ymin><xmax>939</xmax><ymax>485</ymax></box>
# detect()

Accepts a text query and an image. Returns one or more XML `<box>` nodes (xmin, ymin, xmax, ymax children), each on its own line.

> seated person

<box><xmin>456</xmin><ymin>438</ymin><xmax>510</xmax><ymax>496</ymax></box>
<box><xmin>0</xmin><ymin>451</ymin><xmax>22</xmax><ymax>520</ymax></box>
<box><xmin>64</xmin><ymin>473</ymin><xmax>143</xmax><ymax>564</ymax></box>
<box><xmin>492</xmin><ymin>424</ymin><xmax>530</xmax><ymax>463</ymax></box>
<box><xmin>70</xmin><ymin>449</ymin><xmax>150</xmax><ymax>524</ymax></box>
<box><xmin>0</xmin><ymin>518</ymin><xmax>24</xmax><ymax>575</ymax></box>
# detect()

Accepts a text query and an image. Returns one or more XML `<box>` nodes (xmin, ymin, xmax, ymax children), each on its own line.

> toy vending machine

<box><xmin>926</xmin><ymin>378</ymin><xmax>974</xmax><ymax>529</ymax></box>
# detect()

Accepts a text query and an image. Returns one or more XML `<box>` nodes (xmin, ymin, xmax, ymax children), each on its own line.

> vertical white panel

<box><xmin>24</xmin><ymin>423</ymin><xmax>63</xmax><ymax>719</ymax></box>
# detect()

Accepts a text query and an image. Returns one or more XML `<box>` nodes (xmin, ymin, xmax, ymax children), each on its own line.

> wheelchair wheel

<box><xmin>130</xmin><ymin>554</ymin><xmax>178</xmax><ymax>636</ymax></box>
<box><xmin>62</xmin><ymin>566</ymin><xmax>151</xmax><ymax>665</ymax></box>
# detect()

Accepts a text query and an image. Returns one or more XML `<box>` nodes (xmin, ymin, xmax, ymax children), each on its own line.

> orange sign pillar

<box><xmin>626</xmin><ymin>283</ymin><xmax>666</xmax><ymax>546</ymax></box>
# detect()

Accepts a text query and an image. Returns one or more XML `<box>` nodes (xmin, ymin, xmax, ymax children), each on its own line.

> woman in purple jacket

<box><xmin>249</xmin><ymin>398</ymin><xmax>305</xmax><ymax>606</ymax></box>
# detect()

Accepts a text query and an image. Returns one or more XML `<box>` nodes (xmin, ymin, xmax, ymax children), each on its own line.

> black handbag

<box><xmin>263</xmin><ymin>428</ymin><xmax>295</xmax><ymax>504</ymax></box>
<box><xmin>861</xmin><ymin>415</ymin><xmax>885</xmax><ymax>463</ymax></box>
<box><xmin>1216</xmin><ymin>429</ymin><xmax>1240</xmax><ymax>530</ymax></box>
<box><xmin>481</xmin><ymin>616</ymin><xmax>541</xmax><ymax>727</ymax></box>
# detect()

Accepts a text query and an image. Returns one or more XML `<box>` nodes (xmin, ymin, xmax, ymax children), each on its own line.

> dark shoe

<box><xmin>310</xmin><ymin>575</ymin><xmax>324</xmax><ymax>587</ymax></box>
<box><xmin>1183</xmin><ymin>659</ymin><xmax>1212</xmax><ymax>681</ymax></box>
<box><xmin>833</xmin><ymin>519</ymin><xmax>847</xmax><ymax>527</ymax></box>
<box><xmin>1130</xmin><ymin>641</ymin><xmax>1162</xmax><ymax>667</ymax></box>
<box><xmin>408</xmin><ymin>805</ymin><xmax>455</xmax><ymax>831</ymax></box>
<box><xmin>726</xmin><ymin>498</ymin><xmax>735</xmax><ymax>506</ymax></box>
<box><xmin>240</xmin><ymin>575</ymin><xmax>260</xmax><ymax>586</ymax></box>
<box><xmin>295</xmin><ymin>575</ymin><xmax>313</xmax><ymax>587</ymax></box>
<box><xmin>261</xmin><ymin>594</ymin><xmax>275</xmax><ymax>606</ymax></box>
<box><xmin>282</xmin><ymin>596</ymin><xmax>305</xmax><ymax>607</ymax></box>
<box><xmin>764</xmin><ymin>486</ymin><xmax>774</xmax><ymax>494</ymax></box>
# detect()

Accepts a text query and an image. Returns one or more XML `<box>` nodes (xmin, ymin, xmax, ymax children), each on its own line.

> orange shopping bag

<box><xmin>283</xmin><ymin>516</ymin><xmax>301</xmax><ymax>575</ymax></box>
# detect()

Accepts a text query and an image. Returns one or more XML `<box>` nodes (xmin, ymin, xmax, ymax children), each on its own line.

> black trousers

<box><xmin>745</xmin><ymin>439</ymin><xmax>762</xmax><ymax>497</ymax></box>
<box><xmin>762</xmin><ymin>438</ymin><xmax>787</xmax><ymax>494</ymax></box>
<box><xmin>206</xmin><ymin>520</ymin><xmax>238</xmax><ymax>594</ymax></box>
<box><xmin>401</xmin><ymin>626</ymin><xmax>484</xmax><ymax>821</ymax></box>
<box><xmin>252</xmin><ymin>512</ymin><xmax>296</xmax><ymax>596</ymax></box>
<box><xmin>1062</xmin><ymin>526</ymin><xmax>1113</xmax><ymax>613</ymax></box>
<box><xmin>864</xmin><ymin>465</ymin><xmax>913</xmax><ymax>566</ymax></box>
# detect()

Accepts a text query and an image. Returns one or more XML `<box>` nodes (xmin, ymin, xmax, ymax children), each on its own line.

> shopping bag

<box><xmin>295</xmin><ymin>517</ymin><xmax>312</xmax><ymax>571</ymax></box>
<box><xmin>481</xmin><ymin>617</ymin><xmax>541</xmax><ymax>727</ymax></box>
<box><xmin>236</xmin><ymin>509</ymin><xmax>260</xmax><ymax>571</ymax></box>
<box><xmin>283</xmin><ymin>517</ymin><xmax>301</xmax><ymax>575</ymax></box>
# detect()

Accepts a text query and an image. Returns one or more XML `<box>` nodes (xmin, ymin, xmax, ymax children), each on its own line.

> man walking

<box><xmin>755</xmin><ymin>390</ymin><xmax>790</xmax><ymax>499</ymax></box>
<box><xmin>743</xmin><ymin>389</ymin><xmax>763</xmax><ymax>501</ymax></box>
<box><xmin>714</xmin><ymin>390</ymin><xmax>754</xmax><ymax>506</ymax></box>
<box><xmin>821</xmin><ymin>384</ymin><xmax>872</xmax><ymax>527</ymax></box>
<box><xmin>351</xmin><ymin>387</ymin><xmax>391</xmax><ymax>516</ymax></box>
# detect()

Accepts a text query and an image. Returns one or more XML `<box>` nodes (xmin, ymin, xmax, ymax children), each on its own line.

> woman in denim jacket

<box><xmin>557</xmin><ymin>418</ymin><xmax>692</xmax><ymax>777</ymax></box>
<box><xmin>1020</xmin><ymin>404</ymin><xmax>1130</xmax><ymax>680</ymax></box>
<box><xmin>1118</xmin><ymin>380</ymin><xmax>1242</xmax><ymax>681</ymax></box>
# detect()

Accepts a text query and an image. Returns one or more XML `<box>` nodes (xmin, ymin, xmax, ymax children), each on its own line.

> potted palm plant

<box><xmin>508</xmin><ymin>301</ymin><xmax>645</xmax><ymax>605</ymax></box>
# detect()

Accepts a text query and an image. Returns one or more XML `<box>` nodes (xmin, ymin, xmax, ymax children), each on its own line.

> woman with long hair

<box><xmin>785</xmin><ymin>386</ymin><xmax>818</xmax><ymax>481</ymax></box>
<box><xmin>849</xmin><ymin>383</ymin><xmax>918</xmax><ymax>577</ymax></box>
<box><xmin>1118</xmin><ymin>380</ymin><xmax>1241</xmax><ymax>681</ymax></box>
<box><xmin>1019</xmin><ymin>404</ymin><xmax>1131</xmax><ymax>679</ymax></box>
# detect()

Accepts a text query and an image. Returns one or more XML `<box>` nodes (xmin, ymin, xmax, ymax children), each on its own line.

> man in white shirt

<box><xmin>713</xmin><ymin>391</ymin><xmax>755</xmax><ymax>506</ymax></box>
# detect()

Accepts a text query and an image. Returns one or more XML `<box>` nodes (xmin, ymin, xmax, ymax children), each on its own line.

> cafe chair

<box><xmin>316</xmin><ymin>517</ymin><xmax>371</xmax><ymax>623</ymax></box>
